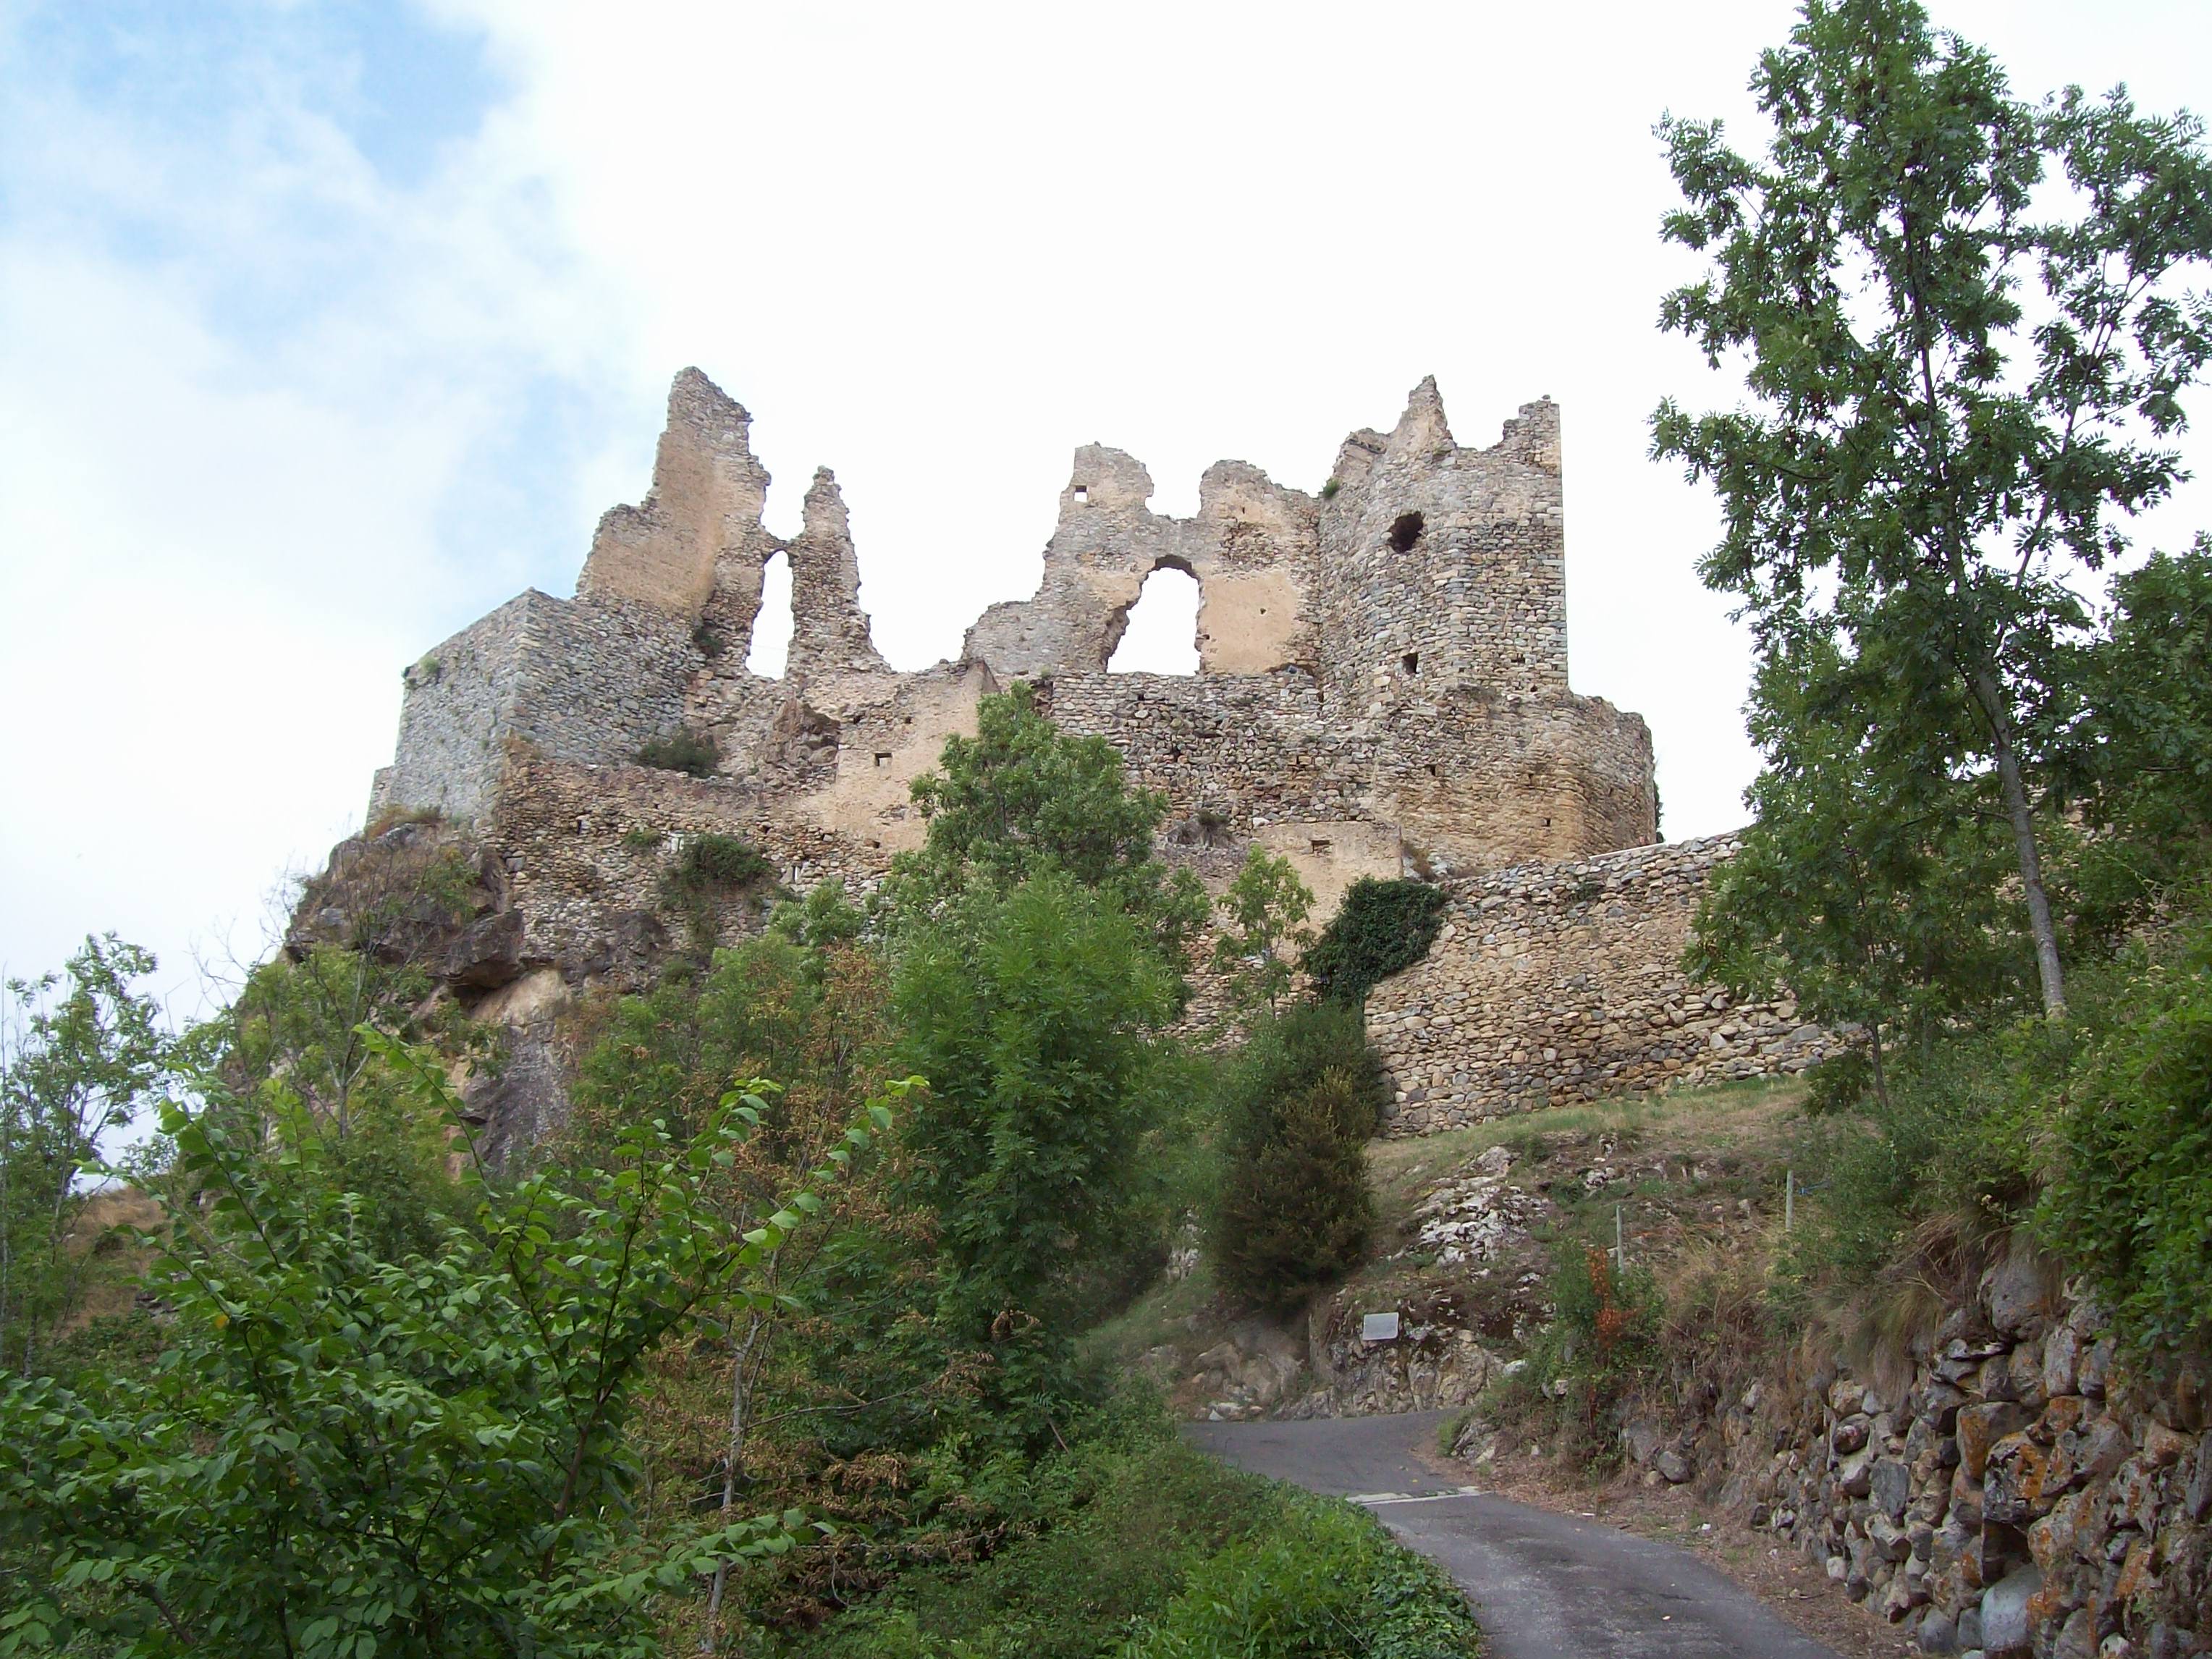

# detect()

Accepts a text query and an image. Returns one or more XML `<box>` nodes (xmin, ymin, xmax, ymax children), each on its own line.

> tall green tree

<box><xmin>0</xmin><ymin>935</ymin><xmax>167</xmax><ymax>1376</ymax></box>
<box><xmin>1653</xmin><ymin>0</ymin><xmax>2212</xmax><ymax>1014</ymax></box>
<box><xmin>1689</xmin><ymin>634</ymin><xmax>2023</xmax><ymax>1099</ymax></box>
<box><xmin>2046</xmin><ymin>535</ymin><xmax>2212</xmax><ymax>921</ymax></box>
<box><xmin>892</xmin><ymin>876</ymin><xmax>1183</xmax><ymax>1359</ymax></box>
<box><xmin>885</xmin><ymin>683</ymin><xmax>1207</xmax><ymax>960</ymax></box>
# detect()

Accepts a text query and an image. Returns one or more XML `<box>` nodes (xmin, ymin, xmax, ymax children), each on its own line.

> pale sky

<box><xmin>4</xmin><ymin>0</ymin><xmax>2209</xmax><ymax>1019</ymax></box>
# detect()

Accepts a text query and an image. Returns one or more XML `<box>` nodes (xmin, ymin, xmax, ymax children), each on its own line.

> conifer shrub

<box><xmin>1213</xmin><ymin>1068</ymin><xmax>1374</xmax><ymax>1314</ymax></box>
<box><xmin>1210</xmin><ymin>1002</ymin><xmax>1388</xmax><ymax>1312</ymax></box>
<box><xmin>1302</xmin><ymin>877</ymin><xmax>1448</xmax><ymax>1005</ymax></box>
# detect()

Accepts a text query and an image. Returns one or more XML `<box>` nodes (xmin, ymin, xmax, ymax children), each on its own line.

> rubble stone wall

<box><xmin>1368</xmin><ymin>836</ymin><xmax>1844</xmax><ymax>1134</ymax></box>
<box><xmin>1706</xmin><ymin>1258</ymin><xmax>2211</xmax><ymax>1658</ymax></box>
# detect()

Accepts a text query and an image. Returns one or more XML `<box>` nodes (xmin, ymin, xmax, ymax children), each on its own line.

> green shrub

<box><xmin>1225</xmin><ymin>1001</ymin><xmax>1390</xmax><ymax>1134</ymax></box>
<box><xmin>637</xmin><ymin>727</ymin><xmax>720</xmax><ymax>777</ymax></box>
<box><xmin>659</xmin><ymin>833</ymin><xmax>780</xmax><ymax>954</ymax></box>
<box><xmin>666</xmin><ymin>834</ymin><xmax>776</xmax><ymax>892</ymax></box>
<box><xmin>1514</xmin><ymin>1240</ymin><xmax>1663</xmax><ymax>1471</ymax></box>
<box><xmin>774</xmin><ymin>1393</ymin><xmax>1479</xmax><ymax>1659</ymax></box>
<box><xmin>1209</xmin><ymin>1003</ymin><xmax>1388</xmax><ymax>1312</ymax></box>
<box><xmin>1302</xmin><ymin>878</ymin><xmax>1448</xmax><ymax>1006</ymax></box>
<box><xmin>2040</xmin><ymin>923</ymin><xmax>2212</xmax><ymax>1359</ymax></box>
<box><xmin>1213</xmin><ymin>1069</ymin><xmax>1374</xmax><ymax>1313</ymax></box>
<box><xmin>1131</xmin><ymin>1492</ymin><xmax>1482</xmax><ymax>1658</ymax></box>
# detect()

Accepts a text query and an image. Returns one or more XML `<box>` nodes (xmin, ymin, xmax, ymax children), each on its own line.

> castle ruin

<box><xmin>347</xmin><ymin>369</ymin><xmax>1825</xmax><ymax>1153</ymax></box>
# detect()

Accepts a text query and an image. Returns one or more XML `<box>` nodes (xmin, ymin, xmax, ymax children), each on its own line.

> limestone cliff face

<box><xmin>345</xmin><ymin>368</ymin><xmax>1670</xmax><ymax>1157</ymax></box>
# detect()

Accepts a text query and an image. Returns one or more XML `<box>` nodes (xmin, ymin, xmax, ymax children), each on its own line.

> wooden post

<box><xmin>1785</xmin><ymin>1169</ymin><xmax>1794</xmax><ymax>1234</ymax></box>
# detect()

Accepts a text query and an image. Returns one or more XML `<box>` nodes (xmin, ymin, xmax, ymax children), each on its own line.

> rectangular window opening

<box><xmin>1073</xmin><ymin>485</ymin><xmax>1089</xmax><ymax>505</ymax></box>
<box><xmin>1310</xmin><ymin>838</ymin><xmax>1333</xmax><ymax>856</ymax></box>
<box><xmin>1402</xmin><ymin>652</ymin><xmax>1419</xmax><ymax>675</ymax></box>
<box><xmin>874</xmin><ymin>752</ymin><xmax>892</xmax><ymax>769</ymax></box>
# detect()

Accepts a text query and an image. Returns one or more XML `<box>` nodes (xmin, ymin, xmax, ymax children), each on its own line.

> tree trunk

<box><xmin>701</xmin><ymin>1312</ymin><xmax>765</xmax><ymax>1655</ymax></box>
<box><xmin>1978</xmin><ymin>675</ymin><xmax>2068</xmax><ymax>1016</ymax></box>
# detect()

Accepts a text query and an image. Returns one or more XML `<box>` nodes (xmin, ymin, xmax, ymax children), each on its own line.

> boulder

<box><xmin>442</xmin><ymin>906</ymin><xmax>526</xmax><ymax>987</ymax></box>
<box><xmin>1983</xmin><ymin>1244</ymin><xmax>2053</xmax><ymax>1340</ymax></box>
<box><xmin>1873</xmin><ymin>1456</ymin><xmax>1915</xmax><ymax>1520</ymax></box>
<box><xmin>1983</xmin><ymin>1433</ymin><xmax>2051</xmax><ymax>1527</ymax></box>
<box><xmin>1980</xmin><ymin>1564</ymin><xmax>2043</xmax><ymax>1655</ymax></box>
<box><xmin>1915</xmin><ymin>1606</ymin><xmax>1959</xmax><ymax>1652</ymax></box>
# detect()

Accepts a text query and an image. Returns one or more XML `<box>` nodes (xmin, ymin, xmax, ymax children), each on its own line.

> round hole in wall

<box><xmin>1387</xmin><ymin>512</ymin><xmax>1424</xmax><ymax>553</ymax></box>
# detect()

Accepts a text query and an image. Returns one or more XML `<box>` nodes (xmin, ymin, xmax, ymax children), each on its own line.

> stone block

<box><xmin>1980</xmin><ymin>1563</ymin><xmax>2043</xmax><ymax>1655</ymax></box>
<box><xmin>1962</xmin><ymin>1403</ymin><xmax>2035</xmax><ymax>1479</ymax></box>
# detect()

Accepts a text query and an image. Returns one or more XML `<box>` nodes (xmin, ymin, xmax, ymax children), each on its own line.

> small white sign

<box><xmin>1361</xmin><ymin>1312</ymin><xmax>1401</xmax><ymax>1343</ymax></box>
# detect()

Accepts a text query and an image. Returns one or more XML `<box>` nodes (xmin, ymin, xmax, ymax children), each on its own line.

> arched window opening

<box><xmin>746</xmin><ymin>551</ymin><xmax>794</xmax><ymax>677</ymax></box>
<box><xmin>1107</xmin><ymin>565</ymin><xmax>1199</xmax><ymax>675</ymax></box>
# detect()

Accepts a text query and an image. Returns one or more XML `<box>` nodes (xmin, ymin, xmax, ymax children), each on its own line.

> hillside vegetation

<box><xmin>0</xmin><ymin>685</ymin><xmax>1475</xmax><ymax>1658</ymax></box>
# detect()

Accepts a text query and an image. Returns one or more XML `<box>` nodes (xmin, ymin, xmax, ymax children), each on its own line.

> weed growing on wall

<box><xmin>659</xmin><ymin>834</ymin><xmax>781</xmax><ymax>954</ymax></box>
<box><xmin>637</xmin><ymin>728</ymin><xmax>720</xmax><ymax>778</ymax></box>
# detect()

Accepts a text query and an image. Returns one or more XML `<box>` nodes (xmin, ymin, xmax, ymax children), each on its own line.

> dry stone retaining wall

<box><xmin>1367</xmin><ymin>835</ymin><xmax>1844</xmax><ymax>1134</ymax></box>
<box><xmin>1689</xmin><ymin>1261</ymin><xmax>2211</xmax><ymax>1657</ymax></box>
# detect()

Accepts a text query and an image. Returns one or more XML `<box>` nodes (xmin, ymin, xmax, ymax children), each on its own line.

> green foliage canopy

<box><xmin>1210</xmin><ymin>848</ymin><xmax>1315</xmax><ymax>1018</ymax></box>
<box><xmin>887</xmin><ymin>683</ymin><xmax>1207</xmax><ymax>960</ymax></box>
<box><xmin>892</xmin><ymin>874</ymin><xmax>1183</xmax><ymax>1352</ymax></box>
<box><xmin>1653</xmin><ymin>0</ymin><xmax>2212</xmax><ymax>1014</ymax></box>
<box><xmin>0</xmin><ymin>1034</ymin><xmax>908</xmax><ymax>1658</ymax></box>
<box><xmin>0</xmin><ymin>936</ymin><xmax>167</xmax><ymax>1375</ymax></box>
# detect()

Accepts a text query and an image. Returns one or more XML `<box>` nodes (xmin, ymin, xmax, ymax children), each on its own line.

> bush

<box><xmin>1210</xmin><ymin>1005</ymin><xmax>1387</xmax><ymax>1312</ymax></box>
<box><xmin>1131</xmin><ymin>1493</ymin><xmax>1482</xmax><ymax>1659</ymax></box>
<box><xmin>2040</xmin><ymin>923</ymin><xmax>2212</xmax><ymax>1359</ymax></box>
<box><xmin>1302</xmin><ymin>878</ymin><xmax>1448</xmax><ymax>1006</ymax></box>
<box><xmin>659</xmin><ymin>833</ymin><xmax>780</xmax><ymax>953</ymax></box>
<box><xmin>637</xmin><ymin>728</ymin><xmax>720</xmax><ymax>777</ymax></box>
<box><xmin>1506</xmin><ymin>1241</ymin><xmax>1663</xmax><ymax>1471</ymax></box>
<box><xmin>1219</xmin><ymin>1002</ymin><xmax>1390</xmax><ymax>1147</ymax></box>
<box><xmin>1214</xmin><ymin>1070</ymin><xmax>1374</xmax><ymax>1314</ymax></box>
<box><xmin>774</xmin><ymin>1393</ymin><xmax>1480</xmax><ymax>1659</ymax></box>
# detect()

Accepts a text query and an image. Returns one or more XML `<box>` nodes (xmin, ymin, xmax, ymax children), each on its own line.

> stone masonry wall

<box><xmin>356</xmin><ymin>367</ymin><xmax>1668</xmax><ymax>1157</ymax></box>
<box><xmin>1367</xmin><ymin>836</ymin><xmax>1845</xmax><ymax>1134</ymax></box>
<box><xmin>1679</xmin><ymin>1257</ymin><xmax>2212</xmax><ymax>1657</ymax></box>
<box><xmin>369</xmin><ymin>591</ymin><xmax>548</xmax><ymax>822</ymax></box>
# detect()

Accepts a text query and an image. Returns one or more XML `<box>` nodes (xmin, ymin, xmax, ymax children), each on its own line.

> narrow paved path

<box><xmin>1186</xmin><ymin>1410</ymin><xmax>1839</xmax><ymax>1659</ymax></box>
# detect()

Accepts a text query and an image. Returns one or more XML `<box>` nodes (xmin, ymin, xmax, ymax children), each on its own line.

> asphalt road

<box><xmin>1185</xmin><ymin>1410</ymin><xmax>1840</xmax><ymax>1659</ymax></box>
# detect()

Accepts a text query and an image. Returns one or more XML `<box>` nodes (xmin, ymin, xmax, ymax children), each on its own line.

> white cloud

<box><xmin>4</xmin><ymin>0</ymin><xmax>2208</xmax><ymax>1010</ymax></box>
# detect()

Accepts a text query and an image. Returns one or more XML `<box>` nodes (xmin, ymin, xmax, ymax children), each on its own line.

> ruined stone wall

<box><xmin>370</xmin><ymin>590</ymin><xmax>548</xmax><ymax>822</ymax></box>
<box><xmin>1369</xmin><ymin>690</ymin><xmax>1656</xmax><ymax>869</ymax></box>
<box><xmin>358</xmin><ymin>367</ymin><xmax>1674</xmax><ymax>1156</ymax></box>
<box><xmin>1317</xmin><ymin>382</ymin><xmax>1569</xmax><ymax>717</ymax></box>
<box><xmin>508</xmin><ymin>596</ymin><xmax>700</xmax><ymax>766</ymax></box>
<box><xmin>1367</xmin><ymin>837</ymin><xmax>1844</xmax><ymax>1134</ymax></box>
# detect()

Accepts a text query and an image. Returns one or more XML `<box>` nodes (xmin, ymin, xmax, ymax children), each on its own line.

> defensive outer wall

<box><xmin>353</xmin><ymin>368</ymin><xmax>1812</xmax><ymax>1149</ymax></box>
